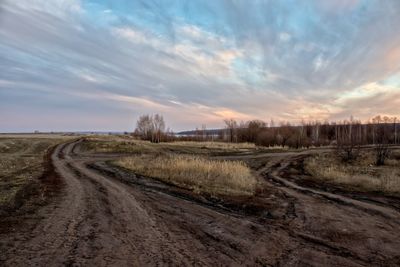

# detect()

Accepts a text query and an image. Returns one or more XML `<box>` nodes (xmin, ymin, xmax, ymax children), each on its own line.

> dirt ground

<box><xmin>1</xmin><ymin>139</ymin><xmax>400</xmax><ymax>266</ymax></box>
<box><xmin>0</xmin><ymin>136</ymin><xmax>73</xmax><ymax>214</ymax></box>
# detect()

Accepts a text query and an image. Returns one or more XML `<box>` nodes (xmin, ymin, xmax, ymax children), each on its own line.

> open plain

<box><xmin>1</xmin><ymin>136</ymin><xmax>400</xmax><ymax>266</ymax></box>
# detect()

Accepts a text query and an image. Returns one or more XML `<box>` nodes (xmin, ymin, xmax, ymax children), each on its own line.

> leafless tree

<box><xmin>152</xmin><ymin>114</ymin><xmax>165</xmax><ymax>143</ymax></box>
<box><xmin>246</xmin><ymin>120</ymin><xmax>266</xmax><ymax>143</ymax></box>
<box><xmin>277</xmin><ymin>122</ymin><xmax>292</xmax><ymax>147</ymax></box>
<box><xmin>336</xmin><ymin>118</ymin><xmax>362</xmax><ymax>162</ymax></box>
<box><xmin>135</xmin><ymin>114</ymin><xmax>167</xmax><ymax>143</ymax></box>
<box><xmin>135</xmin><ymin>114</ymin><xmax>153</xmax><ymax>140</ymax></box>
<box><xmin>312</xmin><ymin>121</ymin><xmax>321</xmax><ymax>145</ymax></box>
<box><xmin>394</xmin><ymin>117</ymin><xmax>398</xmax><ymax>145</ymax></box>
<box><xmin>201</xmin><ymin>124</ymin><xmax>207</xmax><ymax>140</ymax></box>
<box><xmin>224</xmin><ymin>119</ymin><xmax>238</xmax><ymax>142</ymax></box>
<box><xmin>256</xmin><ymin>130</ymin><xmax>276</xmax><ymax>147</ymax></box>
<box><xmin>373</xmin><ymin>116</ymin><xmax>391</xmax><ymax>166</ymax></box>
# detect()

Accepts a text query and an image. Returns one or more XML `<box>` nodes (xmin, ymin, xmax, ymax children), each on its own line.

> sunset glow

<box><xmin>1</xmin><ymin>0</ymin><xmax>399</xmax><ymax>132</ymax></box>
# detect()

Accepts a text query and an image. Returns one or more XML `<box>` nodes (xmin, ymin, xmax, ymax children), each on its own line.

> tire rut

<box><xmin>1</xmin><ymin>140</ymin><xmax>400</xmax><ymax>266</ymax></box>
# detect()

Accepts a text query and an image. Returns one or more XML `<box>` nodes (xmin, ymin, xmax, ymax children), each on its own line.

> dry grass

<box><xmin>81</xmin><ymin>136</ymin><xmax>254</xmax><ymax>156</ymax></box>
<box><xmin>81</xmin><ymin>138</ymin><xmax>155</xmax><ymax>154</ymax></box>
<box><xmin>114</xmin><ymin>154</ymin><xmax>257</xmax><ymax>196</ymax></box>
<box><xmin>81</xmin><ymin>136</ymin><xmax>289</xmax><ymax>157</ymax></box>
<box><xmin>169</xmin><ymin>141</ymin><xmax>256</xmax><ymax>149</ymax></box>
<box><xmin>304</xmin><ymin>150</ymin><xmax>400</xmax><ymax>195</ymax></box>
<box><xmin>0</xmin><ymin>136</ymin><xmax>72</xmax><ymax>206</ymax></box>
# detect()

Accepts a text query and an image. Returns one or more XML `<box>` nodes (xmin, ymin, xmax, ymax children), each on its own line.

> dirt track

<box><xmin>1</xmin><ymin>140</ymin><xmax>400</xmax><ymax>266</ymax></box>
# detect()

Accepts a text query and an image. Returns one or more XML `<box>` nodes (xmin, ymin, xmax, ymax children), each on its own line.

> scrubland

<box><xmin>304</xmin><ymin>149</ymin><xmax>400</xmax><ymax>195</ymax></box>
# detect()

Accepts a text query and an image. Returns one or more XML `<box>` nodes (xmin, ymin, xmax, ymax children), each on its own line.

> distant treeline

<box><xmin>134</xmin><ymin>114</ymin><xmax>398</xmax><ymax>165</ymax></box>
<box><xmin>181</xmin><ymin>116</ymin><xmax>398</xmax><ymax>148</ymax></box>
<box><xmin>134</xmin><ymin>114</ymin><xmax>399</xmax><ymax>148</ymax></box>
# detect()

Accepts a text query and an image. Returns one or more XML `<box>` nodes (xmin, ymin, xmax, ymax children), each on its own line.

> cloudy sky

<box><xmin>1</xmin><ymin>0</ymin><xmax>400</xmax><ymax>132</ymax></box>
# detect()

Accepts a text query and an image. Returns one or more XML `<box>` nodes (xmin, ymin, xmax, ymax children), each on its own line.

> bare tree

<box><xmin>312</xmin><ymin>121</ymin><xmax>320</xmax><ymax>146</ymax></box>
<box><xmin>246</xmin><ymin>120</ymin><xmax>266</xmax><ymax>143</ymax></box>
<box><xmin>277</xmin><ymin>122</ymin><xmax>292</xmax><ymax>147</ymax></box>
<box><xmin>336</xmin><ymin>118</ymin><xmax>362</xmax><ymax>162</ymax></box>
<box><xmin>135</xmin><ymin>114</ymin><xmax>153</xmax><ymax>140</ymax></box>
<box><xmin>210</xmin><ymin>114</ymin><xmax>399</xmax><ymax>149</ymax></box>
<box><xmin>394</xmin><ymin>117</ymin><xmax>398</xmax><ymax>145</ymax></box>
<box><xmin>153</xmin><ymin>114</ymin><xmax>165</xmax><ymax>143</ymax></box>
<box><xmin>135</xmin><ymin>114</ymin><xmax>167</xmax><ymax>143</ymax></box>
<box><xmin>201</xmin><ymin>124</ymin><xmax>207</xmax><ymax>140</ymax></box>
<box><xmin>373</xmin><ymin>116</ymin><xmax>391</xmax><ymax>166</ymax></box>
<box><xmin>224</xmin><ymin>119</ymin><xmax>238</xmax><ymax>142</ymax></box>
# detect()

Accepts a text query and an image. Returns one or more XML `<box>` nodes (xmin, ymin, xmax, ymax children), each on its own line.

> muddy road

<box><xmin>1</xmin><ymin>140</ymin><xmax>400</xmax><ymax>266</ymax></box>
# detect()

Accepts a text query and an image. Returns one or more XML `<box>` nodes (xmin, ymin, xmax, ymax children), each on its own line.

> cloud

<box><xmin>8</xmin><ymin>0</ymin><xmax>83</xmax><ymax>18</ymax></box>
<box><xmin>113</xmin><ymin>24</ymin><xmax>242</xmax><ymax>79</ymax></box>
<box><xmin>0</xmin><ymin>0</ymin><xmax>400</xmax><ymax>132</ymax></box>
<box><xmin>329</xmin><ymin>82</ymin><xmax>400</xmax><ymax>119</ymax></box>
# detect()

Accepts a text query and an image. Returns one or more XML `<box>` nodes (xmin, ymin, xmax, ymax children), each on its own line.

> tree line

<box><xmin>219</xmin><ymin>116</ymin><xmax>397</xmax><ymax>147</ymax></box>
<box><xmin>134</xmin><ymin>114</ymin><xmax>398</xmax><ymax>164</ymax></box>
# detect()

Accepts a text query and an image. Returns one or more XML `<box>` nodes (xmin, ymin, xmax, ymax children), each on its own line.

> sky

<box><xmin>0</xmin><ymin>0</ymin><xmax>400</xmax><ymax>132</ymax></box>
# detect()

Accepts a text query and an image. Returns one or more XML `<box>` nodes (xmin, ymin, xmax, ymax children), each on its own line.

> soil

<box><xmin>1</xmin><ymin>140</ymin><xmax>400</xmax><ymax>266</ymax></box>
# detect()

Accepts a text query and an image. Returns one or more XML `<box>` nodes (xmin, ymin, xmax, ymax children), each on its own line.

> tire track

<box><xmin>1</xmin><ymin>140</ymin><xmax>400</xmax><ymax>266</ymax></box>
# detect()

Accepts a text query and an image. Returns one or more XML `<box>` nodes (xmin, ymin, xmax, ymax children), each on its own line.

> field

<box><xmin>0</xmin><ymin>134</ymin><xmax>74</xmax><ymax>213</ymax></box>
<box><xmin>115</xmin><ymin>154</ymin><xmax>256</xmax><ymax>196</ymax></box>
<box><xmin>1</xmin><ymin>135</ymin><xmax>400</xmax><ymax>266</ymax></box>
<box><xmin>80</xmin><ymin>135</ymin><xmax>285</xmax><ymax>155</ymax></box>
<box><xmin>304</xmin><ymin>149</ymin><xmax>400</xmax><ymax>195</ymax></box>
<box><xmin>81</xmin><ymin>136</ymin><xmax>258</xmax><ymax>196</ymax></box>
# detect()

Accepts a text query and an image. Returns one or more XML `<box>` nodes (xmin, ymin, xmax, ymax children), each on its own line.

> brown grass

<box><xmin>304</xmin><ymin>150</ymin><xmax>400</xmax><ymax>195</ymax></box>
<box><xmin>114</xmin><ymin>154</ymin><xmax>257</xmax><ymax>196</ymax></box>
<box><xmin>169</xmin><ymin>141</ymin><xmax>256</xmax><ymax>149</ymax></box>
<box><xmin>81</xmin><ymin>136</ymin><xmax>289</xmax><ymax>157</ymax></box>
<box><xmin>81</xmin><ymin>138</ymin><xmax>155</xmax><ymax>154</ymax></box>
<box><xmin>0</xmin><ymin>136</ymin><xmax>72</xmax><ymax>206</ymax></box>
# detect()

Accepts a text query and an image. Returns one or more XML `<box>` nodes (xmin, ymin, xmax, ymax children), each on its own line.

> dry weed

<box><xmin>304</xmin><ymin>151</ymin><xmax>400</xmax><ymax>194</ymax></box>
<box><xmin>115</xmin><ymin>154</ymin><xmax>257</xmax><ymax>196</ymax></box>
<box><xmin>168</xmin><ymin>141</ymin><xmax>256</xmax><ymax>149</ymax></box>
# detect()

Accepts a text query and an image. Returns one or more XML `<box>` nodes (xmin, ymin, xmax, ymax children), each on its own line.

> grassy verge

<box><xmin>0</xmin><ymin>136</ymin><xmax>71</xmax><ymax>210</ymax></box>
<box><xmin>114</xmin><ymin>154</ymin><xmax>257</xmax><ymax>196</ymax></box>
<box><xmin>304</xmin><ymin>150</ymin><xmax>400</xmax><ymax>195</ymax></box>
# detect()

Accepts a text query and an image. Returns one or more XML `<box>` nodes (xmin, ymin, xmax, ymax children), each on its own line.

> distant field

<box><xmin>0</xmin><ymin>135</ymin><xmax>73</xmax><ymax>211</ymax></box>
<box><xmin>304</xmin><ymin>149</ymin><xmax>400</xmax><ymax>195</ymax></box>
<box><xmin>80</xmin><ymin>135</ymin><xmax>287</xmax><ymax>157</ymax></box>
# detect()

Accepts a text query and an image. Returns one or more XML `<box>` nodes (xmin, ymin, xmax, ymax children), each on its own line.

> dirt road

<box><xmin>1</xmin><ymin>140</ymin><xmax>400</xmax><ymax>266</ymax></box>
